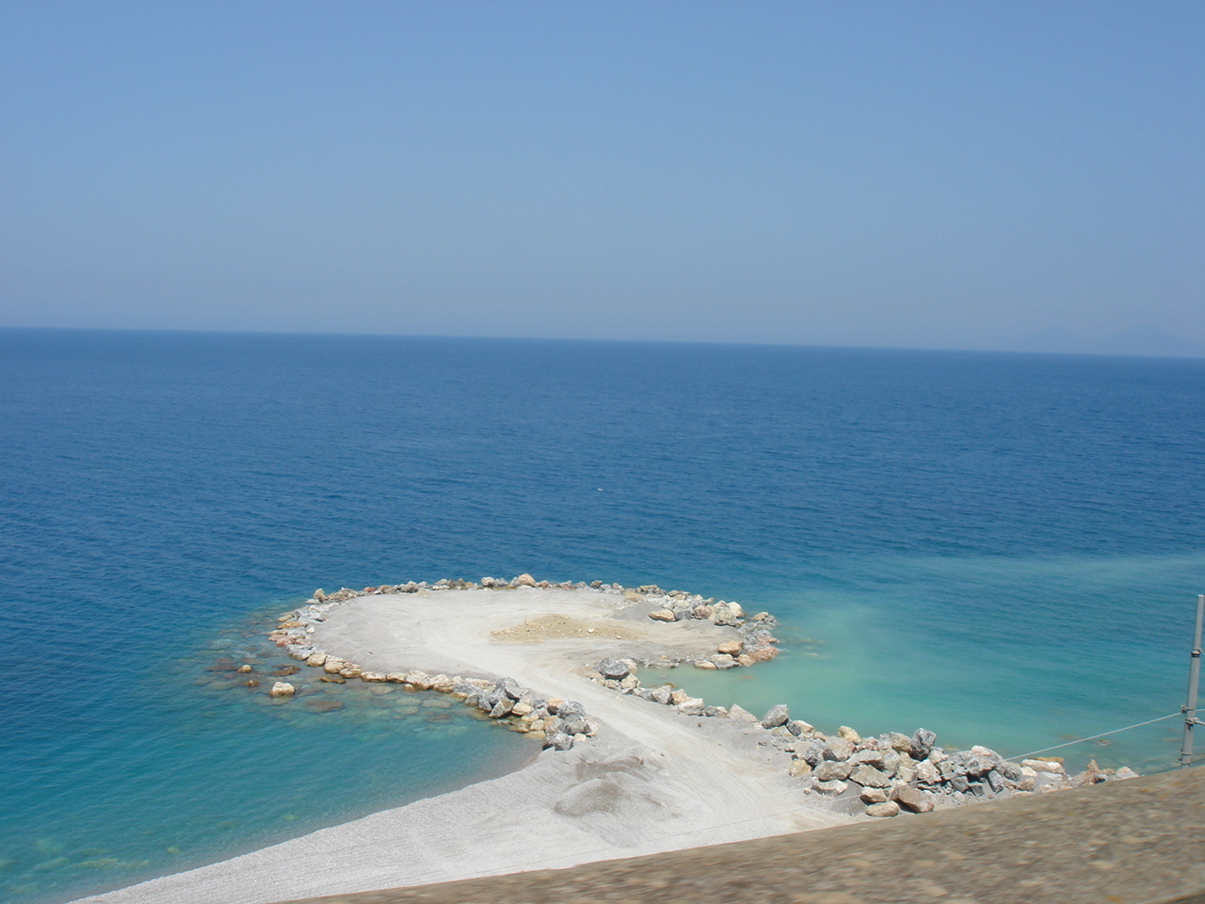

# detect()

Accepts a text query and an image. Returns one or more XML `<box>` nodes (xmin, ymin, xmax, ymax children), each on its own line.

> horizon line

<box><xmin>1</xmin><ymin>324</ymin><xmax>1202</xmax><ymax>361</ymax></box>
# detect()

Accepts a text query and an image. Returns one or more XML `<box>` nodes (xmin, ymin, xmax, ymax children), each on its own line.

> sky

<box><xmin>1</xmin><ymin>1</ymin><xmax>1202</xmax><ymax>354</ymax></box>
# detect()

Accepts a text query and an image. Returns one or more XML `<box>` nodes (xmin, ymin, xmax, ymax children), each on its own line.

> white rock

<box><xmin>1022</xmin><ymin>758</ymin><xmax>1066</xmax><ymax>774</ymax></box>
<box><xmin>866</xmin><ymin>800</ymin><xmax>900</xmax><ymax>818</ymax></box>
<box><xmin>814</xmin><ymin>780</ymin><xmax>848</xmax><ymax>796</ymax></box>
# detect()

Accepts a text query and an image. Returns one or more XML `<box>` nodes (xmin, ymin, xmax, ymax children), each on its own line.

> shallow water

<box><xmin>0</xmin><ymin>602</ymin><xmax>533</xmax><ymax>904</ymax></box>
<box><xmin>1</xmin><ymin>330</ymin><xmax>1202</xmax><ymax>903</ymax></box>
<box><xmin>648</xmin><ymin>549</ymin><xmax>1202</xmax><ymax>770</ymax></box>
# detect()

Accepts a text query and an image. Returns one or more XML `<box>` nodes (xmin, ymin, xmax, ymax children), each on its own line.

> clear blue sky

<box><xmin>1</xmin><ymin>1</ymin><xmax>1202</xmax><ymax>353</ymax></box>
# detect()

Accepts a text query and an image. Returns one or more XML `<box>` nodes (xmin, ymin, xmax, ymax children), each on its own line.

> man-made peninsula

<box><xmin>75</xmin><ymin>577</ymin><xmax>1129</xmax><ymax>904</ymax></box>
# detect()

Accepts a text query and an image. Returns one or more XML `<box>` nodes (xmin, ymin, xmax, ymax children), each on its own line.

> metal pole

<box><xmin>1181</xmin><ymin>594</ymin><xmax>1204</xmax><ymax>768</ymax></box>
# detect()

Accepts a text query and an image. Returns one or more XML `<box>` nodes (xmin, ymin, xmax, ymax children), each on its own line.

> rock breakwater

<box><xmin>264</xmin><ymin>574</ymin><xmax>1140</xmax><ymax>817</ymax></box>
<box><xmin>583</xmin><ymin>655</ymin><xmax>1139</xmax><ymax>817</ymax></box>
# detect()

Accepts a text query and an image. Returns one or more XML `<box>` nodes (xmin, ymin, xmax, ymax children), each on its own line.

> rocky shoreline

<box><xmin>265</xmin><ymin>574</ymin><xmax>1139</xmax><ymax>820</ymax></box>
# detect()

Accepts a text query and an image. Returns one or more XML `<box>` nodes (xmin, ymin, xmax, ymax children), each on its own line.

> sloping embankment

<box><xmin>273</xmin><ymin>765</ymin><xmax>1205</xmax><ymax>904</ymax></box>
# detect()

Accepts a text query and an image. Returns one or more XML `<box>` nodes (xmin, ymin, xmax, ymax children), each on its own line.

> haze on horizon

<box><xmin>1</xmin><ymin>1</ymin><xmax>1202</xmax><ymax>357</ymax></box>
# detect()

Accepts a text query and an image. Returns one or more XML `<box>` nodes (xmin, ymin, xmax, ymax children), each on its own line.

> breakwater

<box><xmin>264</xmin><ymin>575</ymin><xmax>1139</xmax><ymax>819</ymax></box>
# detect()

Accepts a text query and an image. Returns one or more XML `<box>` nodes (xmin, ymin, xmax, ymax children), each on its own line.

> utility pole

<box><xmin>1181</xmin><ymin>594</ymin><xmax>1204</xmax><ymax>768</ymax></box>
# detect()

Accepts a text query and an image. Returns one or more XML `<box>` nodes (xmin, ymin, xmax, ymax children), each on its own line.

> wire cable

<box><xmin>1006</xmin><ymin>712</ymin><xmax>1182</xmax><ymax>761</ymax></box>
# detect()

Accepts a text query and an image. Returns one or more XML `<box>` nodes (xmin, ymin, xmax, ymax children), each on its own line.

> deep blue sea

<box><xmin>2</xmin><ymin>329</ymin><xmax>1203</xmax><ymax>903</ymax></box>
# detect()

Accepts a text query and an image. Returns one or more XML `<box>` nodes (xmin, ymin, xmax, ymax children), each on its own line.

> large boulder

<box><xmin>849</xmin><ymin>765</ymin><xmax>892</xmax><ymax>788</ymax></box>
<box><xmin>947</xmin><ymin>749</ymin><xmax>997</xmax><ymax>779</ymax></box>
<box><xmin>788</xmin><ymin>759</ymin><xmax>813</xmax><ymax>778</ymax></box>
<box><xmin>814</xmin><ymin>780</ymin><xmax>848</xmax><ymax>796</ymax></box>
<box><xmin>849</xmin><ymin>748</ymin><xmax>886</xmax><ymax>769</ymax></box>
<box><xmin>823</xmin><ymin>738</ymin><xmax>855</xmax><ymax>761</ymax></box>
<box><xmin>596</xmin><ymin>658</ymin><xmax>631</xmax><ymax>680</ymax></box>
<box><xmin>710</xmin><ymin>603</ymin><xmax>742</xmax><ymax>626</ymax></box>
<box><xmin>500</xmin><ymin>677</ymin><xmax>526</xmax><ymax>700</ymax></box>
<box><xmin>866</xmin><ymin>800</ymin><xmax>900</xmax><ymax>818</ymax></box>
<box><xmin>727</xmin><ymin>703</ymin><xmax>757</xmax><ymax>722</ymax></box>
<box><xmin>798</xmin><ymin>739</ymin><xmax>827</xmax><ymax>766</ymax></box>
<box><xmin>911</xmin><ymin>728</ymin><xmax>937</xmax><ymax>760</ymax></box>
<box><xmin>489</xmin><ymin>698</ymin><xmax>515</xmax><ymax>718</ymax></box>
<box><xmin>859</xmin><ymin>787</ymin><xmax>889</xmax><ymax>804</ymax></box>
<box><xmin>891</xmin><ymin>784</ymin><xmax>934</xmax><ymax>813</ymax></box>
<box><xmin>914</xmin><ymin>760</ymin><xmax>941</xmax><ymax>785</ymax></box>
<box><xmin>761</xmin><ymin>704</ymin><xmax>791</xmax><ymax>729</ymax></box>
<box><xmin>893</xmin><ymin>756</ymin><xmax>918</xmax><ymax>784</ymax></box>
<box><xmin>269</xmin><ymin>682</ymin><xmax>296</xmax><ymax>698</ymax></box>
<box><xmin>1022</xmin><ymin>758</ymin><xmax>1066</xmax><ymax>774</ymax></box>
<box><xmin>543</xmin><ymin>730</ymin><xmax>574</xmax><ymax>751</ymax></box>
<box><xmin>814</xmin><ymin>760</ymin><xmax>853</xmax><ymax>782</ymax></box>
<box><xmin>559</xmin><ymin>717</ymin><xmax>593</xmax><ymax>736</ymax></box>
<box><xmin>404</xmin><ymin>670</ymin><xmax>431</xmax><ymax>689</ymax></box>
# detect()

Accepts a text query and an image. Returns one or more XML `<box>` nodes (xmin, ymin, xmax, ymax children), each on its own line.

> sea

<box><xmin>1</xmin><ymin>328</ymin><xmax>1202</xmax><ymax>904</ymax></box>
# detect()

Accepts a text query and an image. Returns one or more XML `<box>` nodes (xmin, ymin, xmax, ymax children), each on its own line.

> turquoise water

<box><xmin>1</xmin><ymin>329</ymin><xmax>1202</xmax><ymax>903</ymax></box>
<box><xmin>650</xmin><ymin>551</ymin><xmax>1202</xmax><ymax>768</ymax></box>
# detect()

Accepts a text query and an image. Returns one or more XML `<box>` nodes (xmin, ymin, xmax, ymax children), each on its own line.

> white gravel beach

<box><xmin>73</xmin><ymin>586</ymin><xmax>850</xmax><ymax>904</ymax></box>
